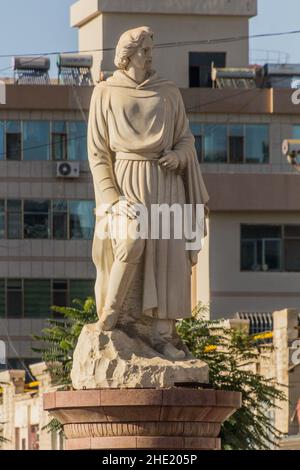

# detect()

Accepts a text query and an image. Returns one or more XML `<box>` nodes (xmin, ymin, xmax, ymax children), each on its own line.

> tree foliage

<box><xmin>176</xmin><ymin>304</ymin><xmax>286</xmax><ymax>450</ymax></box>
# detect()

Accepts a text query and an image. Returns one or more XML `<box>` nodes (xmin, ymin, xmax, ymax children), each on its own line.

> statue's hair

<box><xmin>114</xmin><ymin>26</ymin><xmax>154</xmax><ymax>70</ymax></box>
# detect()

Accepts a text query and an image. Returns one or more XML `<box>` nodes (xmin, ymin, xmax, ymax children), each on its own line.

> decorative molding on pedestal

<box><xmin>44</xmin><ymin>388</ymin><xmax>241</xmax><ymax>450</ymax></box>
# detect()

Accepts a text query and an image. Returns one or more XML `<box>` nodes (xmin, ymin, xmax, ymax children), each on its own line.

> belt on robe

<box><xmin>115</xmin><ymin>151</ymin><xmax>162</xmax><ymax>162</ymax></box>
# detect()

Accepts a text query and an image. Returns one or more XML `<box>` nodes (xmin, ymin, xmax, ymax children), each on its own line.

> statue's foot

<box><xmin>162</xmin><ymin>342</ymin><xmax>186</xmax><ymax>361</ymax></box>
<box><xmin>99</xmin><ymin>309</ymin><xmax>119</xmax><ymax>331</ymax></box>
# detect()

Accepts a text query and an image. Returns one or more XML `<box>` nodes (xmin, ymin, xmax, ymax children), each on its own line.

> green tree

<box><xmin>35</xmin><ymin>299</ymin><xmax>285</xmax><ymax>449</ymax></box>
<box><xmin>176</xmin><ymin>304</ymin><xmax>286</xmax><ymax>450</ymax></box>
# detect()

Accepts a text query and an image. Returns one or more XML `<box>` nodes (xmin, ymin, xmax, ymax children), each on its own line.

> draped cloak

<box><xmin>88</xmin><ymin>69</ymin><xmax>209</xmax><ymax>320</ymax></box>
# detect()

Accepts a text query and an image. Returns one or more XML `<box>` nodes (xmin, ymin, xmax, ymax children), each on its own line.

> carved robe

<box><xmin>88</xmin><ymin>69</ymin><xmax>209</xmax><ymax>320</ymax></box>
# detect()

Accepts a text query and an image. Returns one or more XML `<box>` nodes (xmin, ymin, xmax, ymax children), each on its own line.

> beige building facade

<box><xmin>70</xmin><ymin>0</ymin><xmax>300</xmax><ymax>320</ymax></box>
<box><xmin>71</xmin><ymin>0</ymin><xmax>256</xmax><ymax>86</ymax></box>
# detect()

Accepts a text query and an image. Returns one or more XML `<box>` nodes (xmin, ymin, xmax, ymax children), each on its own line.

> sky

<box><xmin>0</xmin><ymin>0</ymin><xmax>300</xmax><ymax>77</ymax></box>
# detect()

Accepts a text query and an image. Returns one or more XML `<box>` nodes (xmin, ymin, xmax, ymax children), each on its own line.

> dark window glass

<box><xmin>245</xmin><ymin>125</ymin><xmax>269</xmax><ymax>163</ymax></box>
<box><xmin>284</xmin><ymin>225</ymin><xmax>300</xmax><ymax>271</ymax></box>
<box><xmin>7</xmin><ymin>200</ymin><xmax>22</xmax><ymax>239</ymax></box>
<box><xmin>23</xmin><ymin>121</ymin><xmax>50</xmax><ymax>161</ymax></box>
<box><xmin>68</xmin><ymin>121</ymin><xmax>87</xmax><ymax>161</ymax></box>
<box><xmin>0</xmin><ymin>279</ymin><xmax>5</xmax><ymax>317</ymax></box>
<box><xmin>241</xmin><ymin>225</ymin><xmax>281</xmax><ymax>239</ymax></box>
<box><xmin>190</xmin><ymin>123</ymin><xmax>202</xmax><ymax>162</ymax></box>
<box><xmin>203</xmin><ymin>125</ymin><xmax>227</xmax><ymax>163</ymax></box>
<box><xmin>6</xmin><ymin>132</ymin><xmax>21</xmax><ymax>160</ymax></box>
<box><xmin>52</xmin><ymin>133</ymin><xmax>67</xmax><ymax>161</ymax></box>
<box><xmin>0</xmin><ymin>121</ymin><xmax>4</xmax><ymax>160</ymax></box>
<box><xmin>6</xmin><ymin>121</ymin><xmax>21</xmax><ymax>161</ymax></box>
<box><xmin>52</xmin><ymin>280</ymin><xmax>68</xmax><ymax>317</ymax></box>
<box><xmin>284</xmin><ymin>240</ymin><xmax>300</xmax><ymax>271</ymax></box>
<box><xmin>7</xmin><ymin>280</ymin><xmax>22</xmax><ymax>318</ymax></box>
<box><xmin>69</xmin><ymin>280</ymin><xmax>94</xmax><ymax>304</ymax></box>
<box><xmin>229</xmin><ymin>125</ymin><xmax>244</xmax><ymax>163</ymax></box>
<box><xmin>24</xmin><ymin>200</ymin><xmax>50</xmax><ymax>239</ymax></box>
<box><xmin>189</xmin><ymin>66</ymin><xmax>200</xmax><ymax>88</ymax></box>
<box><xmin>0</xmin><ymin>200</ymin><xmax>4</xmax><ymax>238</ymax></box>
<box><xmin>194</xmin><ymin>135</ymin><xmax>202</xmax><ymax>163</ymax></box>
<box><xmin>241</xmin><ymin>240</ymin><xmax>257</xmax><ymax>271</ymax></box>
<box><xmin>53</xmin><ymin>201</ymin><xmax>68</xmax><ymax>239</ymax></box>
<box><xmin>24</xmin><ymin>280</ymin><xmax>51</xmax><ymax>318</ymax></box>
<box><xmin>189</xmin><ymin>52</ymin><xmax>226</xmax><ymax>88</ymax></box>
<box><xmin>284</xmin><ymin>225</ymin><xmax>300</xmax><ymax>238</ymax></box>
<box><xmin>241</xmin><ymin>225</ymin><xmax>282</xmax><ymax>271</ymax></box>
<box><xmin>69</xmin><ymin>201</ymin><xmax>94</xmax><ymax>240</ymax></box>
<box><xmin>264</xmin><ymin>240</ymin><xmax>281</xmax><ymax>270</ymax></box>
<box><xmin>229</xmin><ymin>136</ymin><xmax>244</xmax><ymax>163</ymax></box>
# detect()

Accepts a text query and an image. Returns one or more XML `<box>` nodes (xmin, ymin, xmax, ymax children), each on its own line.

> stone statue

<box><xmin>71</xmin><ymin>26</ymin><xmax>209</xmax><ymax>389</ymax></box>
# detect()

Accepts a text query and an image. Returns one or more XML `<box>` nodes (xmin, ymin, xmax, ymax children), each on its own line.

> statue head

<box><xmin>114</xmin><ymin>26</ymin><xmax>154</xmax><ymax>73</ymax></box>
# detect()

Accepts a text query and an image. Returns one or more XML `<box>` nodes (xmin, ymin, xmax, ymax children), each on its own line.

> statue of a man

<box><xmin>88</xmin><ymin>26</ymin><xmax>209</xmax><ymax>361</ymax></box>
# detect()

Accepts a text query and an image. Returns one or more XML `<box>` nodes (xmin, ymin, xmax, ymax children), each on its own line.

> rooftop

<box><xmin>71</xmin><ymin>0</ymin><xmax>257</xmax><ymax>27</ymax></box>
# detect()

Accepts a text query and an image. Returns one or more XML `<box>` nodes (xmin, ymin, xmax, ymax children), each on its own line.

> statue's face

<box><xmin>128</xmin><ymin>35</ymin><xmax>153</xmax><ymax>72</ymax></box>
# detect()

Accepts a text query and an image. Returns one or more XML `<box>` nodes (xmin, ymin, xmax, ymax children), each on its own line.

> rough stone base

<box><xmin>71</xmin><ymin>321</ymin><xmax>208</xmax><ymax>389</ymax></box>
<box><xmin>43</xmin><ymin>389</ymin><xmax>242</xmax><ymax>450</ymax></box>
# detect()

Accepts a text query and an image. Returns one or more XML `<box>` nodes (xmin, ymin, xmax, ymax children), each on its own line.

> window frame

<box><xmin>190</xmin><ymin>123</ymin><xmax>270</xmax><ymax>164</ymax></box>
<box><xmin>240</xmin><ymin>224</ymin><xmax>300</xmax><ymax>273</ymax></box>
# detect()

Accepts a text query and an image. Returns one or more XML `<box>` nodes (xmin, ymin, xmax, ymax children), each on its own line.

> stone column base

<box><xmin>44</xmin><ymin>388</ymin><xmax>241</xmax><ymax>450</ymax></box>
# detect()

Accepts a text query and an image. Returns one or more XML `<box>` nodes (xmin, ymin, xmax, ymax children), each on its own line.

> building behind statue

<box><xmin>0</xmin><ymin>0</ymin><xmax>300</xmax><ymax>415</ymax></box>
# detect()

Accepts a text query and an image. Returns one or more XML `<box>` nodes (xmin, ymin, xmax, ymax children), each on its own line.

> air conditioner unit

<box><xmin>56</xmin><ymin>162</ymin><xmax>80</xmax><ymax>178</ymax></box>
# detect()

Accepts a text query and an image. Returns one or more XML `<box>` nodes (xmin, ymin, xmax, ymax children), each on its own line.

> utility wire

<box><xmin>0</xmin><ymin>28</ymin><xmax>300</xmax><ymax>59</ymax></box>
<box><xmin>1</xmin><ymin>27</ymin><xmax>300</xmax><ymax>75</ymax></box>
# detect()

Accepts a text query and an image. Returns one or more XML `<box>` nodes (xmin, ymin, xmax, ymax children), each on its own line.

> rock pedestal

<box><xmin>43</xmin><ymin>388</ymin><xmax>241</xmax><ymax>450</ymax></box>
<box><xmin>71</xmin><ymin>322</ymin><xmax>209</xmax><ymax>389</ymax></box>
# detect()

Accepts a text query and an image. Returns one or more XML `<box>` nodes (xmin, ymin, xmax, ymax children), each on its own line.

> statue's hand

<box><xmin>159</xmin><ymin>151</ymin><xmax>180</xmax><ymax>171</ymax></box>
<box><xmin>111</xmin><ymin>198</ymin><xmax>137</xmax><ymax>219</ymax></box>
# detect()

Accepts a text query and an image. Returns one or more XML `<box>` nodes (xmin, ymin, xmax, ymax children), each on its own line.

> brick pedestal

<box><xmin>44</xmin><ymin>388</ymin><xmax>241</xmax><ymax>450</ymax></box>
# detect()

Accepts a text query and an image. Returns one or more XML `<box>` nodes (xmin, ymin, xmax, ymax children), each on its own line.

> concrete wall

<box><xmin>101</xmin><ymin>14</ymin><xmax>250</xmax><ymax>87</ymax></box>
<box><xmin>202</xmin><ymin>213</ymin><xmax>300</xmax><ymax>319</ymax></box>
<box><xmin>71</xmin><ymin>0</ymin><xmax>255</xmax><ymax>86</ymax></box>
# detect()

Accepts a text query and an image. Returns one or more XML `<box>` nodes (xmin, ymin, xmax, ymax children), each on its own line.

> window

<box><xmin>7</xmin><ymin>200</ymin><xmax>22</xmax><ymax>239</ymax></box>
<box><xmin>241</xmin><ymin>224</ymin><xmax>300</xmax><ymax>272</ymax></box>
<box><xmin>190</xmin><ymin>123</ymin><xmax>202</xmax><ymax>162</ymax></box>
<box><xmin>0</xmin><ymin>279</ymin><xmax>5</xmax><ymax>318</ymax></box>
<box><xmin>52</xmin><ymin>200</ymin><xmax>68</xmax><ymax>239</ymax></box>
<box><xmin>7</xmin><ymin>280</ymin><xmax>23</xmax><ymax>318</ymax></box>
<box><xmin>229</xmin><ymin>125</ymin><xmax>244</xmax><ymax>163</ymax></box>
<box><xmin>6</xmin><ymin>121</ymin><xmax>21</xmax><ymax>160</ymax></box>
<box><xmin>0</xmin><ymin>199</ymin><xmax>94</xmax><ymax>240</ymax></box>
<box><xmin>190</xmin><ymin>123</ymin><xmax>269</xmax><ymax>163</ymax></box>
<box><xmin>245</xmin><ymin>125</ymin><xmax>269</xmax><ymax>163</ymax></box>
<box><xmin>52</xmin><ymin>121</ymin><xmax>67</xmax><ymax>161</ymax></box>
<box><xmin>70</xmin><ymin>280</ymin><xmax>94</xmax><ymax>303</ymax></box>
<box><xmin>189</xmin><ymin>52</ymin><xmax>226</xmax><ymax>88</ymax></box>
<box><xmin>0</xmin><ymin>279</ymin><xmax>94</xmax><ymax>318</ymax></box>
<box><xmin>284</xmin><ymin>225</ymin><xmax>300</xmax><ymax>272</ymax></box>
<box><xmin>24</xmin><ymin>280</ymin><xmax>51</xmax><ymax>318</ymax></box>
<box><xmin>24</xmin><ymin>200</ymin><xmax>50</xmax><ymax>239</ymax></box>
<box><xmin>69</xmin><ymin>201</ymin><xmax>94</xmax><ymax>240</ymax></box>
<box><xmin>23</xmin><ymin>121</ymin><xmax>50</xmax><ymax>161</ymax></box>
<box><xmin>52</xmin><ymin>280</ymin><xmax>68</xmax><ymax>308</ymax></box>
<box><xmin>0</xmin><ymin>121</ymin><xmax>4</xmax><ymax>160</ymax></box>
<box><xmin>0</xmin><ymin>200</ymin><xmax>4</xmax><ymax>238</ymax></box>
<box><xmin>68</xmin><ymin>121</ymin><xmax>88</xmax><ymax>161</ymax></box>
<box><xmin>203</xmin><ymin>124</ymin><xmax>227</xmax><ymax>163</ymax></box>
<box><xmin>241</xmin><ymin>225</ymin><xmax>282</xmax><ymax>272</ymax></box>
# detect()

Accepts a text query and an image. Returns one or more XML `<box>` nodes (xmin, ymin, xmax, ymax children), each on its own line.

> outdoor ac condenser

<box><xmin>56</xmin><ymin>162</ymin><xmax>80</xmax><ymax>178</ymax></box>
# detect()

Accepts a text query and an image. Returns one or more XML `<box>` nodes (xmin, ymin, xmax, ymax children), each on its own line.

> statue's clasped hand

<box><xmin>159</xmin><ymin>150</ymin><xmax>180</xmax><ymax>171</ymax></box>
<box><xmin>111</xmin><ymin>198</ymin><xmax>137</xmax><ymax>219</ymax></box>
